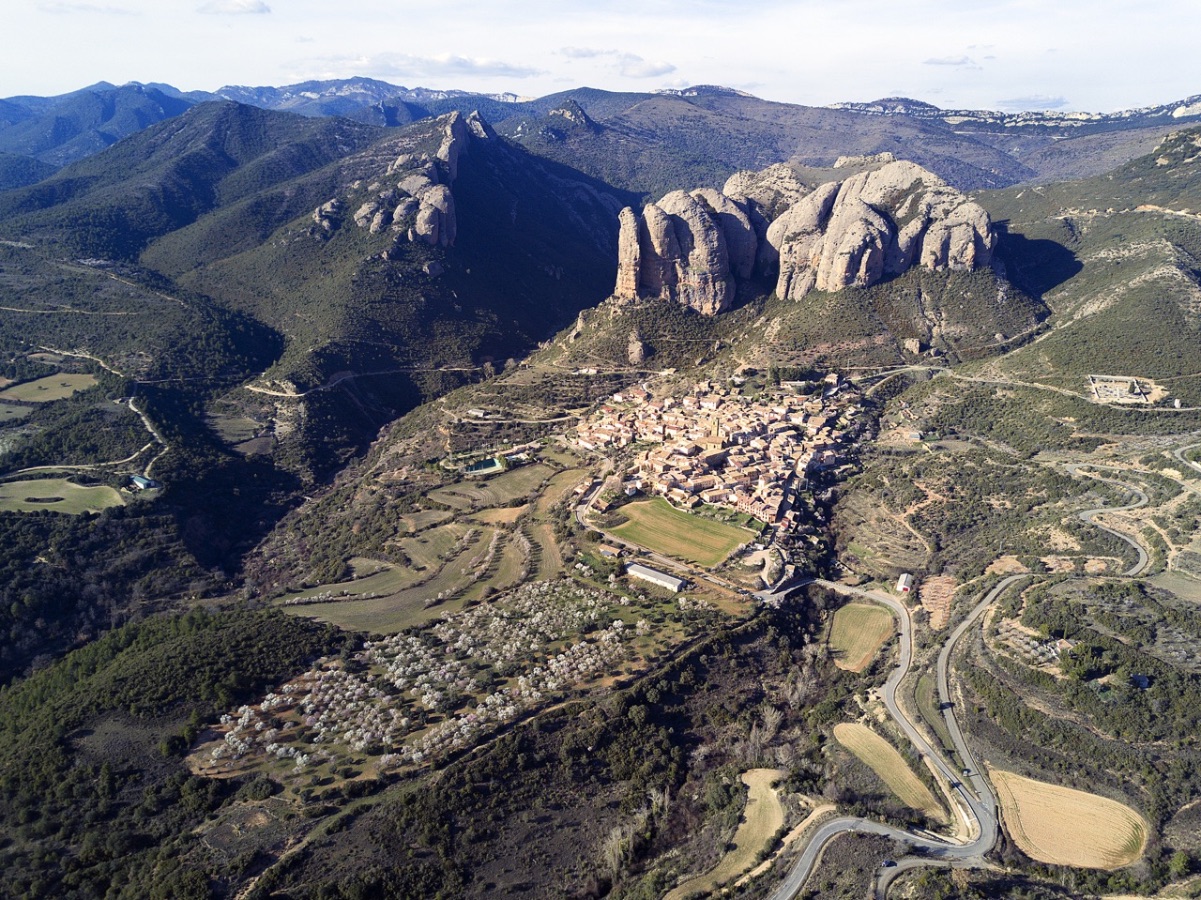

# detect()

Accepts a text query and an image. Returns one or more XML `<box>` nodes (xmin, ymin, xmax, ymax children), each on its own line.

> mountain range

<box><xmin>4</xmin><ymin>78</ymin><xmax>1201</xmax><ymax>192</ymax></box>
<box><xmin>6</xmin><ymin>73</ymin><xmax>1201</xmax><ymax>900</ymax></box>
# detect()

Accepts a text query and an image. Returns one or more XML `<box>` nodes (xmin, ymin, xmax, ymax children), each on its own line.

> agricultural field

<box><xmin>665</xmin><ymin>768</ymin><xmax>787</xmax><ymax>900</ymax></box>
<box><xmin>611</xmin><ymin>498</ymin><xmax>753</xmax><ymax>567</ymax></box>
<box><xmin>0</xmin><ymin>403</ymin><xmax>30</xmax><ymax>423</ymax></box>
<box><xmin>472</xmin><ymin>505</ymin><xmax>527</xmax><ymax>524</ymax></box>
<box><xmin>991</xmin><ymin>769</ymin><xmax>1148</xmax><ymax>869</ymax></box>
<box><xmin>828</xmin><ymin>602</ymin><xmax>894</xmax><ymax>672</ymax></box>
<box><xmin>273</xmin><ymin>559</ymin><xmax>423</xmax><ymax>606</ymax></box>
<box><xmin>535</xmin><ymin>468</ymin><xmax>589</xmax><ymax>516</ymax></box>
<box><xmin>286</xmin><ymin>531</ymin><xmax>494</xmax><ymax>633</ymax></box>
<box><xmin>398</xmin><ymin>509</ymin><xmax>453</xmax><ymax>533</ymax></box>
<box><xmin>428</xmin><ymin>463</ymin><xmax>554</xmax><ymax>510</ymax></box>
<box><xmin>0</xmin><ymin>373</ymin><xmax>97</xmax><ymax>403</ymax></box>
<box><xmin>833</xmin><ymin>723</ymin><xmax>945</xmax><ymax>822</ymax></box>
<box><xmin>396</xmin><ymin>522</ymin><xmax>473</xmax><ymax>571</ymax></box>
<box><xmin>0</xmin><ymin>478</ymin><xmax>124</xmax><ymax>514</ymax></box>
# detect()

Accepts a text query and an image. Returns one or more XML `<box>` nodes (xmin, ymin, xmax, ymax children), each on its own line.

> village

<box><xmin>573</xmin><ymin>375</ymin><xmax>863</xmax><ymax>532</ymax></box>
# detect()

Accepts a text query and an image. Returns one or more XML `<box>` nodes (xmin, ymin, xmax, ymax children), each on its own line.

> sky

<box><xmin>3</xmin><ymin>0</ymin><xmax>1198</xmax><ymax>112</ymax></box>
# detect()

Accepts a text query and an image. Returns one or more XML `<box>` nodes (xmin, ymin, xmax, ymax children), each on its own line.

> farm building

<box><xmin>896</xmin><ymin>573</ymin><xmax>915</xmax><ymax>594</ymax></box>
<box><xmin>129</xmin><ymin>475</ymin><xmax>161</xmax><ymax>491</ymax></box>
<box><xmin>597</xmin><ymin>544</ymin><xmax>623</xmax><ymax>559</ymax></box>
<box><xmin>626</xmin><ymin>563</ymin><xmax>685</xmax><ymax>593</ymax></box>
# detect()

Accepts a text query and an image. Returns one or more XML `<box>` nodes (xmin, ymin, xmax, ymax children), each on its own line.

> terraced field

<box><xmin>429</xmin><ymin>463</ymin><xmax>554</xmax><ymax>510</ymax></box>
<box><xmin>396</xmin><ymin>522</ymin><xmax>473</xmax><ymax>571</ymax></box>
<box><xmin>273</xmin><ymin>558</ymin><xmax>423</xmax><ymax>605</ymax></box>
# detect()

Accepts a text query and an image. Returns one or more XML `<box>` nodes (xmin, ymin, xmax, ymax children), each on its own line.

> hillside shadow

<box><xmin>994</xmin><ymin>221</ymin><xmax>1083</xmax><ymax>299</ymax></box>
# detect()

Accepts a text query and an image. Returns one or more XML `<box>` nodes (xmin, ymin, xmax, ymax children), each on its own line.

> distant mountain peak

<box><xmin>651</xmin><ymin>85</ymin><xmax>758</xmax><ymax>99</ymax></box>
<box><xmin>547</xmin><ymin>99</ymin><xmax>597</xmax><ymax>130</ymax></box>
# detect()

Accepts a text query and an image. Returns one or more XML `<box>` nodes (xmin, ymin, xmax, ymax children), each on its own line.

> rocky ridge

<box><xmin>312</xmin><ymin>111</ymin><xmax>475</xmax><ymax>252</ymax></box>
<box><xmin>614</xmin><ymin>158</ymin><xmax>996</xmax><ymax>313</ymax></box>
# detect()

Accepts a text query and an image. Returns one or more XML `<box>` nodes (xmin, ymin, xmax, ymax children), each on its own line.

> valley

<box><xmin>4</xmin><ymin>75</ymin><xmax>1201</xmax><ymax>900</ymax></box>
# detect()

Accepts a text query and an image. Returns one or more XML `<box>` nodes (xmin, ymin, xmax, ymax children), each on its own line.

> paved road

<box><xmin>572</xmin><ymin>451</ymin><xmax>1157</xmax><ymax>898</ymax></box>
<box><xmin>1063</xmin><ymin>464</ymin><xmax>1150</xmax><ymax>577</ymax></box>
<box><xmin>764</xmin><ymin>461</ymin><xmax>1159</xmax><ymax>899</ymax></box>
<box><xmin>766</xmin><ymin>576</ymin><xmax>1020</xmax><ymax>900</ymax></box>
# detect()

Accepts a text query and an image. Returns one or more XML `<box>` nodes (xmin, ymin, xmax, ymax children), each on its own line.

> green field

<box><xmin>611</xmin><ymin>498</ymin><xmax>753</xmax><ymax>567</ymax></box>
<box><xmin>0</xmin><ymin>373</ymin><xmax>98</xmax><ymax>403</ymax></box>
<box><xmin>286</xmin><ymin>531</ymin><xmax>494</xmax><ymax>633</ymax></box>
<box><xmin>0</xmin><ymin>478</ymin><xmax>124</xmax><ymax>514</ymax></box>
<box><xmin>828</xmin><ymin>602</ymin><xmax>895</xmax><ymax>672</ymax></box>
<box><xmin>273</xmin><ymin>558</ymin><xmax>423</xmax><ymax>605</ymax></box>
<box><xmin>396</xmin><ymin>522</ymin><xmax>472</xmax><ymax>571</ymax></box>
<box><xmin>0</xmin><ymin>403</ymin><xmax>30</xmax><ymax>423</ymax></box>
<box><xmin>429</xmin><ymin>464</ymin><xmax>553</xmax><ymax>510</ymax></box>
<box><xmin>535</xmin><ymin>468</ymin><xmax>589</xmax><ymax>517</ymax></box>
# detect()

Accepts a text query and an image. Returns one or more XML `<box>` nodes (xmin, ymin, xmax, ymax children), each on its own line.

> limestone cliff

<box><xmin>314</xmin><ymin>111</ymin><xmax>470</xmax><ymax>250</ymax></box>
<box><xmin>614</xmin><ymin>188</ymin><xmax>757</xmax><ymax>315</ymax></box>
<box><xmin>766</xmin><ymin>160</ymin><xmax>996</xmax><ymax>301</ymax></box>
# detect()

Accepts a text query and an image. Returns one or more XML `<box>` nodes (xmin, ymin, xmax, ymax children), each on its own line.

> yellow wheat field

<box><xmin>828</xmin><ymin>602</ymin><xmax>894</xmax><ymax>672</ymax></box>
<box><xmin>834</xmin><ymin>723</ymin><xmax>946</xmax><ymax>822</ymax></box>
<box><xmin>992</xmin><ymin>769</ymin><xmax>1148</xmax><ymax>869</ymax></box>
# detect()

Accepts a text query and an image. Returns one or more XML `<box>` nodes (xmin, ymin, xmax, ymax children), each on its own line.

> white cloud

<box><xmin>560</xmin><ymin>47</ymin><xmax>610</xmax><ymax>59</ymax></box>
<box><xmin>617</xmin><ymin>54</ymin><xmax>676</xmax><ymax>78</ymax></box>
<box><xmin>558</xmin><ymin>47</ymin><xmax>675</xmax><ymax>78</ymax></box>
<box><xmin>38</xmin><ymin>2</ymin><xmax>136</xmax><ymax>13</ymax></box>
<box><xmin>996</xmin><ymin>94</ymin><xmax>1070</xmax><ymax>111</ymax></box>
<box><xmin>923</xmin><ymin>55</ymin><xmax>977</xmax><ymax>67</ymax></box>
<box><xmin>329</xmin><ymin>52</ymin><xmax>542</xmax><ymax>80</ymax></box>
<box><xmin>198</xmin><ymin>0</ymin><xmax>270</xmax><ymax>14</ymax></box>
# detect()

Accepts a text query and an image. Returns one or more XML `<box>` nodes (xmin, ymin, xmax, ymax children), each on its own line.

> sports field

<box><xmin>828</xmin><ymin>602</ymin><xmax>894</xmax><ymax>671</ymax></box>
<box><xmin>611</xmin><ymin>498</ymin><xmax>753</xmax><ymax>567</ymax></box>
<box><xmin>992</xmin><ymin>770</ymin><xmax>1148</xmax><ymax>869</ymax></box>
<box><xmin>664</xmin><ymin>769</ymin><xmax>786</xmax><ymax>899</ymax></box>
<box><xmin>0</xmin><ymin>478</ymin><xmax>124</xmax><ymax>514</ymax></box>
<box><xmin>0</xmin><ymin>373</ymin><xmax>97</xmax><ymax>403</ymax></box>
<box><xmin>834</xmin><ymin>723</ymin><xmax>945</xmax><ymax>822</ymax></box>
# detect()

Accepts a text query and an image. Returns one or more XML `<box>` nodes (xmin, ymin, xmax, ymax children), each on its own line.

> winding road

<box><xmin>756</xmin><ymin>464</ymin><xmax>1154</xmax><ymax>898</ymax></box>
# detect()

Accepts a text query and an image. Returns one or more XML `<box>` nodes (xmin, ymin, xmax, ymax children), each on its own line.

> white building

<box><xmin>626</xmin><ymin>563</ymin><xmax>685</xmax><ymax>593</ymax></box>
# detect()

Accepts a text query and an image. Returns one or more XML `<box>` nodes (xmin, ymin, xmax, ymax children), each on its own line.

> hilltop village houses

<box><xmin>574</xmin><ymin>377</ymin><xmax>858</xmax><ymax>532</ymax></box>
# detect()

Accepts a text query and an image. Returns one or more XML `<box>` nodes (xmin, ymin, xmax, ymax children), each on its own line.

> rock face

<box><xmin>723</xmin><ymin>163</ymin><xmax>809</xmax><ymax>221</ymax></box>
<box><xmin>318</xmin><ymin>112</ymin><xmax>471</xmax><ymax>250</ymax></box>
<box><xmin>767</xmin><ymin>160</ymin><xmax>995</xmax><ymax>301</ymax></box>
<box><xmin>613</xmin><ymin>158</ymin><xmax>996</xmax><ymax>313</ymax></box>
<box><xmin>615</xmin><ymin>188</ymin><xmax>757</xmax><ymax>316</ymax></box>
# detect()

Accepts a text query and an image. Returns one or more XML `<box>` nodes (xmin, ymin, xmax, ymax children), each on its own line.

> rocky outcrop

<box><xmin>411</xmin><ymin>184</ymin><xmax>456</xmax><ymax>248</ymax></box>
<box><xmin>767</xmin><ymin>160</ymin><xmax>995</xmax><ymax>301</ymax></box>
<box><xmin>615</xmin><ymin>188</ymin><xmax>757</xmax><ymax>316</ymax></box>
<box><xmin>326</xmin><ymin>112</ymin><xmax>474</xmax><ymax>250</ymax></box>
<box><xmin>613</xmin><ymin>158</ymin><xmax>996</xmax><ymax>312</ymax></box>
<box><xmin>723</xmin><ymin>163</ymin><xmax>809</xmax><ymax>221</ymax></box>
<box><xmin>614</xmin><ymin>207</ymin><xmax>641</xmax><ymax>298</ymax></box>
<box><xmin>627</xmin><ymin>328</ymin><xmax>648</xmax><ymax>365</ymax></box>
<box><xmin>311</xmin><ymin>198</ymin><xmax>343</xmax><ymax>233</ymax></box>
<box><xmin>436</xmin><ymin>111</ymin><xmax>469</xmax><ymax>181</ymax></box>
